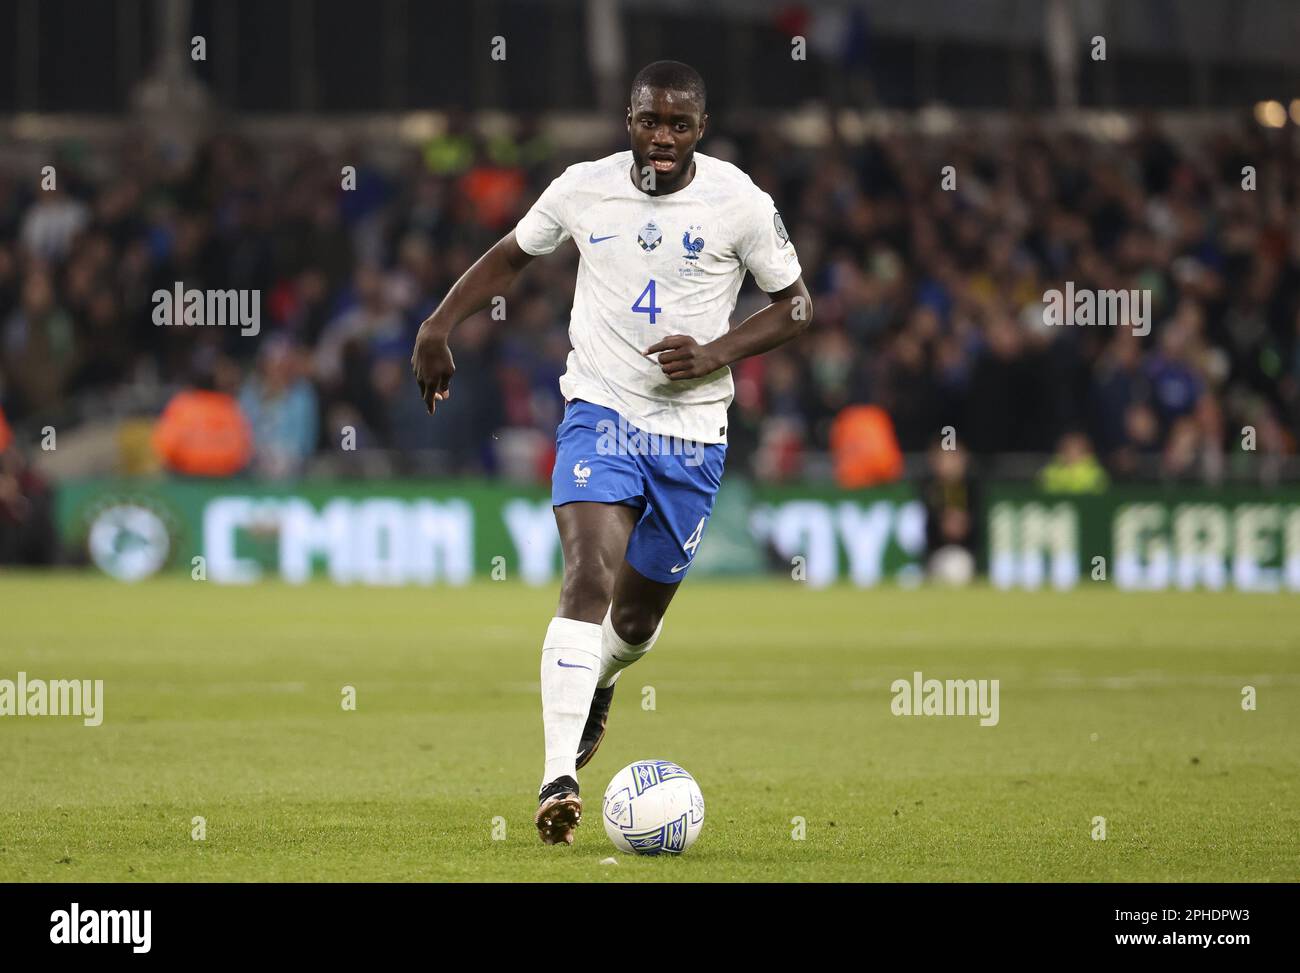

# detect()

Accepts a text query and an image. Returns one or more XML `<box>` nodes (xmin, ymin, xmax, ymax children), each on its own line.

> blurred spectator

<box><xmin>459</xmin><ymin>149</ymin><xmax>527</xmax><ymax>231</ymax></box>
<box><xmin>2</xmin><ymin>267</ymin><xmax>76</xmax><ymax>419</ymax></box>
<box><xmin>270</xmin><ymin>268</ymin><xmax>333</xmax><ymax>346</ymax></box>
<box><xmin>239</xmin><ymin>339</ymin><xmax>319</xmax><ymax>479</ymax></box>
<box><xmin>153</xmin><ymin>372</ymin><xmax>252</xmax><ymax>477</ymax></box>
<box><xmin>1039</xmin><ymin>431</ymin><xmax>1110</xmax><ymax>493</ymax></box>
<box><xmin>921</xmin><ymin>441</ymin><xmax>978</xmax><ymax>554</ymax></box>
<box><xmin>422</xmin><ymin>111</ymin><xmax>476</xmax><ymax>177</ymax></box>
<box><xmin>919</xmin><ymin>440</ymin><xmax>978</xmax><ymax>584</ymax></box>
<box><xmin>20</xmin><ymin>186</ymin><xmax>90</xmax><ymax>263</ymax></box>
<box><xmin>314</xmin><ymin>265</ymin><xmax>405</xmax><ymax>387</ymax></box>
<box><xmin>1089</xmin><ymin>334</ymin><xmax>1148</xmax><ymax>468</ymax></box>
<box><xmin>0</xmin><ymin>404</ymin><xmax>57</xmax><ymax>564</ymax></box>
<box><xmin>830</xmin><ymin>403</ymin><xmax>903</xmax><ymax>487</ymax></box>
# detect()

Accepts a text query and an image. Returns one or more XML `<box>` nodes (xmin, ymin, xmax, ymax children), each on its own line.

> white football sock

<box><xmin>539</xmin><ymin>616</ymin><xmax>602</xmax><ymax>788</ymax></box>
<box><xmin>597</xmin><ymin>605</ymin><xmax>663</xmax><ymax>689</ymax></box>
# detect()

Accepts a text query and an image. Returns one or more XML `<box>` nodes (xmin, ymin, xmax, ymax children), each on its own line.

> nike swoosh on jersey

<box><xmin>588</xmin><ymin>233</ymin><xmax>618</xmax><ymax>243</ymax></box>
<box><xmin>669</xmin><ymin>563</ymin><xmax>689</xmax><ymax>574</ymax></box>
<box><xmin>557</xmin><ymin>659</ymin><xmax>593</xmax><ymax>670</ymax></box>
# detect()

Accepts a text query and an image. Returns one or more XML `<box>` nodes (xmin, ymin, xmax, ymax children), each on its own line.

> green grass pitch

<box><xmin>1</xmin><ymin>573</ymin><xmax>1296</xmax><ymax>882</ymax></box>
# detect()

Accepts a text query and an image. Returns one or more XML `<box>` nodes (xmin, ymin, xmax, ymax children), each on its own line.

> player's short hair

<box><xmin>630</xmin><ymin>60</ymin><xmax>706</xmax><ymax>113</ymax></box>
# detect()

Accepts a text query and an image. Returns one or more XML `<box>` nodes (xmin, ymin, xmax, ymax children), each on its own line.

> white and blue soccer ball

<box><xmin>602</xmin><ymin>760</ymin><xmax>705</xmax><ymax>855</ymax></box>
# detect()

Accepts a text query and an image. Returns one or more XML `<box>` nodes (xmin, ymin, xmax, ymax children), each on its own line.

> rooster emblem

<box><xmin>681</xmin><ymin>229</ymin><xmax>704</xmax><ymax>260</ymax></box>
<box><xmin>573</xmin><ymin>461</ymin><xmax>592</xmax><ymax>486</ymax></box>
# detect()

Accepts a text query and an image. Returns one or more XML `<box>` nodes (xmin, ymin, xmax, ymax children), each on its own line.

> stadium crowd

<box><xmin>1</xmin><ymin>116</ymin><xmax>1298</xmax><ymax>490</ymax></box>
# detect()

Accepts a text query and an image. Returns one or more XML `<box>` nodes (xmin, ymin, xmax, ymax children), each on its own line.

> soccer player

<box><xmin>411</xmin><ymin>60</ymin><xmax>812</xmax><ymax>845</ymax></box>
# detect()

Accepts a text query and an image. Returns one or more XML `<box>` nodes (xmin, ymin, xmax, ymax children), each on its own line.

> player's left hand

<box><xmin>644</xmin><ymin>335</ymin><xmax>724</xmax><ymax>380</ymax></box>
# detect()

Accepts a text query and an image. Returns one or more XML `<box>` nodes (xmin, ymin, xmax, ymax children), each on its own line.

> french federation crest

<box><xmin>681</xmin><ymin>225</ymin><xmax>705</xmax><ymax>260</ymax></box>
<box><xmin>638</xmin><ymin>221</ymin><xmax>663</xmax><ymax>251</ymax></box>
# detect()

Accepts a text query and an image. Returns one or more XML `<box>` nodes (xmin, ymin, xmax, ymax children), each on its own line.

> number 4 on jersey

<box><xmin>670</xmin><ymin>516</ymin><xmax>707</xmax><ymax>575</ymax></box>
<box><xmin>683</xmin><ymin>516</ymin><xmax>705</xmax><ymax>557</ymax></box>
<box><xmin>632</xmin><ymin>279</ymin><xmax>662</xmax><ymax>324</ymax></box>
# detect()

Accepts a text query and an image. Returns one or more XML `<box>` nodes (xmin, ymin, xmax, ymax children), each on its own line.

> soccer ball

<box><xmin>928</xmin><ymin>544</ymin><xmax>975</xmax><ymax>587</ymax></box>
<box><xmin>601</xmin><ymin>760</ymin><xmax>705</xmax><ymax>855</ymax></box>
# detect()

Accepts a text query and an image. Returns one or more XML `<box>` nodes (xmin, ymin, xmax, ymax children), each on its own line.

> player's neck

<box><xmin>630</xmin><ymin>158</ymin><xmax>697</xmax><ymax>198</ymax></box>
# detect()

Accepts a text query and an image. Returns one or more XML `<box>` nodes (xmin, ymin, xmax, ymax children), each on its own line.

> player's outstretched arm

<box><xmin>410</xmin><ymin>231</ymin><xmax>537</xmax><ymax>414</ymax></box>
<box><xmin>645</xmin><ymin>276</ymin><xmax>813</xmax><ymax>381</ymax></box>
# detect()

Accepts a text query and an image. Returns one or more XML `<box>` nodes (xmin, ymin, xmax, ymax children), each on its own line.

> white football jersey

<box><xmin>514</xmin><ymin>150</ymin><xmax>801</xmax><ymax>444</ymax></box>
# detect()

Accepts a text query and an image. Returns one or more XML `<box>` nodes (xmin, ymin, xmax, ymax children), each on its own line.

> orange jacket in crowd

<box><xmin>152</xmin><ymin>389</ymin><xmax>252</xmax><ymax>477</ymax></box>
<box><xmin>460</xmin><ymin>165</ymin><xmax>526</xmax><ymax>229</ymax></box>
<box><xmin>830</xmin><ymin>404</ymin><xmax>904</xmax><ymax>488</ymax></box>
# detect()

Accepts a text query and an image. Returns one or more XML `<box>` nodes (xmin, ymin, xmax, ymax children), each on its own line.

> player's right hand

<box><xmin>411</xmin><ymin>322</ymin><xmax>456</xmax><ymax>415</ymax></box>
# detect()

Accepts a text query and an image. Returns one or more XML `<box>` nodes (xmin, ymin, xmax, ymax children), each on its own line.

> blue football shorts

<box><xmin>551</xmin><ymin>399</ymin><xmax>727</xmax><ymax>583</ymax></box>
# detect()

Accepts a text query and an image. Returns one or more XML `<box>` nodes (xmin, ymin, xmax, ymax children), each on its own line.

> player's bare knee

<box><xmin>558</xmin><ymin>557</ymin><xmax>616</xmax><ymax>620</ymax></box>
<box><xmin>610</xmin><ymin>603</ymin><xmax>659</xmax><ymax>645</ymax></box>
